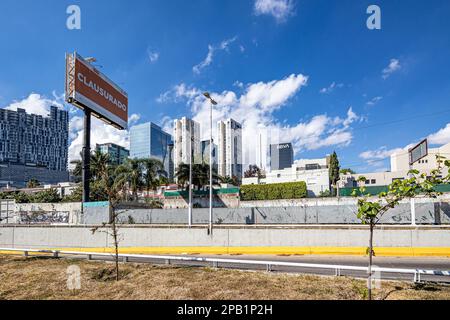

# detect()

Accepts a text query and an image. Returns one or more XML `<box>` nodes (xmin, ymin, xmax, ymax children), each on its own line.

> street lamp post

<box><xmin>188</xmin><ymin>121</ymin><xmax>193</xmax><ymax>228</ymax></box>
<box><xmin>203</xmin><ymin>92</ymin><xmax>217</xmax><ymax>236</ymax></box>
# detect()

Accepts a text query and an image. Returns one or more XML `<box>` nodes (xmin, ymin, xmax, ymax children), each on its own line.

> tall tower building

<box><xmin>217</xmin><ymin>118</ymin><xmax>243</xmax><ymax>179</ymax></box>
<box><xmin>129</xmin><ymin>122</ymin><xmax>173</xmax><ymax>178</ymax></box>
<box><xmin>0</xmin><ymin>106</ymin><xmax>69</xmax><ymax>187</ymax></box>
<box><xmin>270</xmin><ymin>143</ymin><xmax>294</xmax><ymax>171</ymax></box>
<box><xmin>173</xmin><ymin>117</ymin><xmax>201</xmax><ymax>175</ymax></box>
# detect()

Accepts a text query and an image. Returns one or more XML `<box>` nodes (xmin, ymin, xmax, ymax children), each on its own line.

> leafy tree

<box><xmin>115</xmin><ymin>158</ymin><xmax>144</xmax><ymax>201</ymax></box>
<box><xmin>90</xmin><ymin>150</ymin><xmax>111</xmax><ymax>181</ymax></box>
<box><xmin>12</xmin><ymin>192</ymin><xmax>32</xmax><ymax>204</ymax></box>
<box><xmin>26</xmin><ymin>179</ymin><xmax>40</xmax><ymax>189</ymax></box>
<box><xmin>353</xmin><ymin>158</ymin><xmax>450</xmax><ymax>300</ymax></box>
<box><xmin>32</xmin><ymin>188</ymin><xmax>61</xmax><ymax>203</ymax></box>
<box><xmin>340</xmin><ymin>168</ymin><xmax>356</xmax><ymax>175</ymax></box>
<box><xmin>329</xmin><ymin>152</ymin><xmax>340</xmax><ymax>196</ymax></box>
<box><xmin>142</xmin><ymin>158</ymin><xmax>164</xmax><ymax>194</ymax></box>
<box><xmin>244</xmin><ymin>165</ymin><xmax>264</xmax><ymax>179</ymax></box>
<box><xmin>91</xmin><ymin>156</ymin><xmax>131</xmax><ymax>281</ymax></box>
<box><xmin>175</xmin><ymin>162</ymin><xmax>220</xmax><ymax>190</ymax></box>
<box><xmin>70</xmin><ymin>158</ymin><xmax>83</xmax><ymax>183</ymax></box>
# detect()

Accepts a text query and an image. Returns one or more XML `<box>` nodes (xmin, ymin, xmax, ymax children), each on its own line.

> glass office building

<box><xmin>96</xmin><ymin>143</ymin><xmax>129</xmax><ymax>165</ymax></box>
<box><xmin>129</xmin><ymin>122</ymin><xmax>173</xmax><ymax>179</ymax></box>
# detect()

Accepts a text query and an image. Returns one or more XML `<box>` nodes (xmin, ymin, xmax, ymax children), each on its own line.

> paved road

<box><xmin>85</xmin><ymin>253</ymin><xmax>450</xmax><ymax>284</ymax></box>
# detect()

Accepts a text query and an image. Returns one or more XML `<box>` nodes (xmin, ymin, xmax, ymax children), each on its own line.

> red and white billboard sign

<box><xmin>66</xmin><ymin>52</ymin><xmax>128</xmax><ymax>130</ymax></box>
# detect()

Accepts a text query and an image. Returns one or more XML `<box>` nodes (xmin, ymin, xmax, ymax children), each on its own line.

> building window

<box><xmin>371</xmin><ymin>179</ymin><xmax>376</xmax><ymax>184</ymax></box>
<box><xmin>305</xmin><ymin>164</ymin><xmax>320</xmax><ymax>170</ymax></box>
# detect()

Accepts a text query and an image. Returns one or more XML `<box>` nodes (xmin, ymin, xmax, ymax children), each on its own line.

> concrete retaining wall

<box><xmin>81</xmin><ymin>198</ymin><xmax>450</xmax><ymax>225</ymax></box>
<box><xmin>0</xmin><ymin>225</ymin><xmax>449</xmax><ymax>250</ymax></box>
<box><xmin>1</xmin><ymin>202</ymin><xmax>81</xmax><ymax>225</ymax></box>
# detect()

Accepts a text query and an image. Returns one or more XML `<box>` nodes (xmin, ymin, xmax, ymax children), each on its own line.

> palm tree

<box><xmin>70</xmin><ymin>159</ymin><xmax>82</xmax><ymax>183</ymax></box>
<box><xmin>90</xmin><ymin>150</ymin><xmax>111</xmax><ymax>181</ymax></box>
<box><xmin>116</xmin><ymin>158</ymin><xmax>144</xmax><ymax>201</ymax></box>
<box><xmin>175</xmin><ymin>162</ymin><xmax>220</xmax><ymax>191</ymax></box>
<box><xmin>142</xmin><ymin>158</ymin><xmax>164</xmax><ymax>195</ymax></box>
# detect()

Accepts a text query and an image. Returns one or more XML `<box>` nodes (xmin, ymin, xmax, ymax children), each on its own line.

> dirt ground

<box><xmin>0</xmin><ymin>255</ymin><xmax>449</xmax><ymax>300</ymax></box>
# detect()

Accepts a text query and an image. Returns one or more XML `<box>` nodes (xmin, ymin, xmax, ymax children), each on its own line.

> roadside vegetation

<box><xmin>0</xmin><ymin>255</ymin><xmax>449</xmax><ymax>300</ymax></box>
<box><xmin>353</xmin><ymin>156</ymin><xmax>450</xmax><ymax>300</ymax></box>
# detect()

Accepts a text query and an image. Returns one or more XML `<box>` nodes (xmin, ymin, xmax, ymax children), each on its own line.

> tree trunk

<box><xmin>112</xmin><ymin>212</ymin><xmax>120</xmax><ymax>282</ymax></box>
<box><xmin>368</xmin><ymin>219</ymin><xmax>374</xmax><ymax>300</ymax></box>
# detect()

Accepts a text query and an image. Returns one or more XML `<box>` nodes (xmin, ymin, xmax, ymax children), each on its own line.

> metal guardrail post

<box><xmin>1</xmin><ymin>248</ymin><xmax>449</xmax><ymax>283</ymax></box>
<box><xmin>213</xmin><ymin>261</ymin><xmax>219</xmax><ymax>268</ymax></box>
<box><xmin>123</xmin><ymin>256</ymin><xmax>128</xmax><ymax>263</ymax></box>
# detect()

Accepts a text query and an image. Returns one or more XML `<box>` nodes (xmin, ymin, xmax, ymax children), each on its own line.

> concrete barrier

<box><xmin>0</xmin><ymin>225</ymin><xmax>449</xmax><ymax>257</ymax></box>
<box><xmin>80</xmin><ymin>198</ymin><xmax>450</xmax><ymax>225</ymax></box>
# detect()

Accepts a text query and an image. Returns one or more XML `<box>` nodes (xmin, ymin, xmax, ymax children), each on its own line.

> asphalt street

<box><xmin>85</xmin><ymin>253</ymin><xmax>450</xmax><ymax>284</ymax></box>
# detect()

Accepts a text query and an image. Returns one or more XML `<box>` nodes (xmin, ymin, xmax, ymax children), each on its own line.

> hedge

<box><xmin>240</xmin><ymin>181</ymin><xmax>307</xmax><ymax>201</ymax></box>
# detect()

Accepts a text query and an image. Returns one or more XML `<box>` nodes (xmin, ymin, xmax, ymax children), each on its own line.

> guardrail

<box><xmin>1</xmin><ymin>247</ymin><xmax>449</xmax><ymax>283</ymax></box>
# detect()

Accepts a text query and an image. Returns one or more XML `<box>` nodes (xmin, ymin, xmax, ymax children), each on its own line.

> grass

<box><xmin>0</xmin><ymin>255</ymin><xmax>449</xmax><ymax>300</ymax></box>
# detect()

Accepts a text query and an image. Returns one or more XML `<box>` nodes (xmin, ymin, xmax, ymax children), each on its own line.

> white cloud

<box><xmin>128</xmin><ymin>113</ymin><xmax>141</xmax><ymax>125</ymax></box>
<box><xmin>366</xmin><ymin>96</ymin><xmax>383</xmax><ymax>106</ymax></box>
<box><xmin>158</xmin><ymin>74</ymin><xmax>360</xmax><ymax>167</ymax></box>
<box><xmin>68</xmin><ymin>117</ymin><xmax>130</xmax><ymax>164</ymax></box>
<box><xmin>3</xmin><ymin>93</ymin><xmax>64</xmax><ymax>116</ymax></box>
<box><xmin>193</xmin><ymin>36</ymin><xmax>237</xmax><ymax>74</ymax></box>
<box><xmin>428</xmin><ymin>123</ymin><xmax>450</xmax><ymax>145</ymax></box>
<box><xmin>254</xmin><ymin>0</ymin><xmax>295</xmax><ymax>23</ymax></box>
<box><xmin>360</xmin><ymin>146</ymin><xmax>406</xmax><ymax>161</ymax></box>
<box><xmin>319</xmin><ymin>82</ymin><xmax>343</xmax><ymax>94</ymax></box>
<box><xmin>147</xmin><ymin>50</ymin><xmax>160</xmax><ymax>63</ymax></box>
<box><xmin>382</xmin><ymin>59</ymin><xmax>401</xmax><ymax>79</ymax></box>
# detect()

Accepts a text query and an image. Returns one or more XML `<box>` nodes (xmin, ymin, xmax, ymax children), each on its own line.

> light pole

<box><xmin>188</xmin><ymin>121</ymin><xmax>193</xmax><ymax>228</ymax></box>
<box><xmin>203</xmin><ymin>92</ymin><xmax>217</xmax><ymax>236</ymax></box>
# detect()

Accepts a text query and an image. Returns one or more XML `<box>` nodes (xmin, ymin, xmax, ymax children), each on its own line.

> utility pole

<box><xmin>82</xmin><ymin>108</ymin><xmax>91</xmax><ymax>203</ymax></box>
<box><xmin>188</xmin><ymin>121</ymin><xmax>193</xmax><ymax>228</ymax></box>
<box><xmin>203</xmin><ymin>92</ymin><xmax>217</xmax><ymax>236</ymax></box>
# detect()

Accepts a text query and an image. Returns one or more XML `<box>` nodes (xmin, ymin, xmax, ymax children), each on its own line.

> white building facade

<box><xmin>243</xmin><ymin>157</ymin><xmax>331</xmax><ymax>197</ymax></box>
<box><xmin>340</xmin><ymin>142</ymin><xmax>450</xmax><ymax>188</ymax></box>
<box><xmin>173</xmin><ymin>117</ymin><xmax>201</xmax><ymax>174</ymax></box>
<box><xmin>217</xmin><ymin>119</ymin><xmax>243</xmax><ymax>179</ymax></box>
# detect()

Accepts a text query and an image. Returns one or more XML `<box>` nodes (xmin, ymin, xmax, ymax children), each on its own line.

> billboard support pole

<box><xmin>82</xmin><ymin>108</ymin><xmax>91</xmax><ymax>203</ymax></box>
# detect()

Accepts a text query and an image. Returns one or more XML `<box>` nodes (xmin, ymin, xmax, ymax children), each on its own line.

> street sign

<box><xmin>65</xmin><ymin>52</ymin><xmax>128</xmax><ymax>130</ymax></box>
<box><xmin>409</xmin><ymin>139</ymin><xmax>428</xmax><ymax>165</ymax></box>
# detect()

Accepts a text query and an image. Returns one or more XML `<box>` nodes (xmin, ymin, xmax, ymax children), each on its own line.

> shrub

<box><xmin>240</xmin><ymin>181</ymin><xmax>307</xmax><ymax>201</ymax></box>
<box><xmin>32</xmin><ymin>188</ymin><xmax>61</xmax><ymax>203</ymax></box>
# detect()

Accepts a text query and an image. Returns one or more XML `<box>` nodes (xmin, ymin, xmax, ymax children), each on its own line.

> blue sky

<box><xmin>0</xmin><ymin>0</ymin><xmax>449</xmax><ymax>172</ymax></box>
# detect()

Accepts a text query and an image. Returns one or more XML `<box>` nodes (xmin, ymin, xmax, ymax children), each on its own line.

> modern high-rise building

<box><xmin>255</xmin><ymin>128</ymin><xmax>269</xmax><ymax>171</ymax></box>
<box><xmin>0</xmin><ymin>106</ymin><xmax>69</xmax><ymax>187</ymax></box>
<box><xmin>96</xmin><ymin>143</ymin><xmax>129</xmax><ymax>165</ymax></box>
<box><xmin>129</xmin><ymin>122</ymin><xmax>173</xmax><ymax>178</ymax></box>
<box><xmin>217</xmin><ymin>118</ymin><xmax>243</xmax><ymax>179</ymax></box>
<box><xmin>201</xmin><ymin>139</ymin><xmax>217</xmax><ymax>167</ymax></box>
<box><xmin>173</xmin><ymin>117</ymin><xmax>201</xmax><ymax>175</ymax></box>
<box><xmin>270</xmin><ymin>143</ymin><xmax>294</xmax><ymax>171</ymax></box>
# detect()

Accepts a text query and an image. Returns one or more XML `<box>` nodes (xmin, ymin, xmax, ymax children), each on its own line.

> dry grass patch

<box><xmin>0</xmin><ymin>255</ymin><xmax>449</xmax><ymax>300</ymax></box>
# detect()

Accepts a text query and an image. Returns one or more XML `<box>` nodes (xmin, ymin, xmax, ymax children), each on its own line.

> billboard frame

<box><xmin>65</xmin><ymin>52</ymin><xmax>128</xmax><ymax>130</ymax></box>
<box><xmin>408</xmin><ymin>139</ymin><xmax>428</xmax><ymax>166</ymax></box>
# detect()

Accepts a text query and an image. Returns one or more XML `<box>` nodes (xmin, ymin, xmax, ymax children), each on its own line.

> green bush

<box><xmin>240</xmin><ymin>181</ymin><xmax>307</xmax><ymax>201</ymax></box>
<box><xmin>32</xmin><ymin>188</ymin><xmax>61</xmax><ymax>203</ymax></box>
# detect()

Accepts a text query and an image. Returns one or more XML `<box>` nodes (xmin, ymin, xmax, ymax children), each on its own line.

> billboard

<box><xmin>409</xmin><ymin>139</ymin><xmax>428</xmax><ymax>165</ymax></box>
<box><xmin>65</xmin><ymin>52</ymin><xmax>128</xmax><ymax>130</ymax></box>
